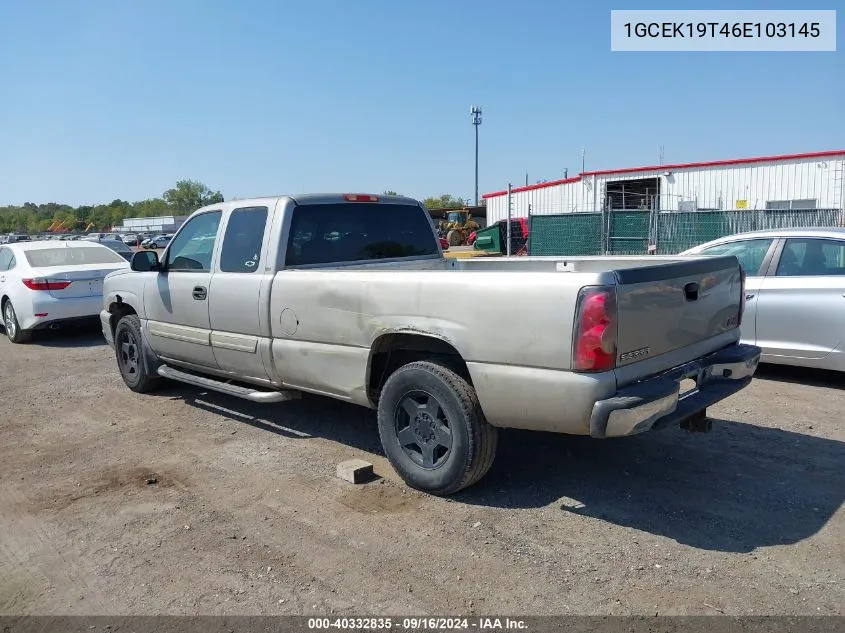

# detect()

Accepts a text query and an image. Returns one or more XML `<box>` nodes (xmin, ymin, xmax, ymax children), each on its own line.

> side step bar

<box><xmin>157</xmin><ymin>365</ymin><xmax>300</xmax><ymax>403</ymax></box>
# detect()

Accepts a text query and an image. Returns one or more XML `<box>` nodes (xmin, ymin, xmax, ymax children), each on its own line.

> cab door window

<box><xmin>165</xmin><ymin>211</ymin><xmax>222</xmax><ymax>272</ymax></box>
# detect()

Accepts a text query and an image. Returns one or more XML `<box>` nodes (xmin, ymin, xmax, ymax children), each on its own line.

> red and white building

<box><xmin>482</xmin><ymin>149</ymin><xmax>845</xmax><ymax>224</ymax></box>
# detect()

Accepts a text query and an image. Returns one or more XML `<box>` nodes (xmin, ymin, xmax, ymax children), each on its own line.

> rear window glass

<box><xmin>285</xmin><ymin>202</ymin><xmax>438</xmax><ymax>266</ymax></box>
<box><xmin>24</xmin><ymin>246</ymin><xmax>127</xmax><ymax>268</ymax></box>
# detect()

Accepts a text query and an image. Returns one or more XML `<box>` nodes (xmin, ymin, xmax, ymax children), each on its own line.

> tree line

<box><xmin>0</xmin><ymin>183</ymin><xmax>474</xmax><ymax>234</ymax></box>
<box><xmin>0</xmin><ymin>180</ymin><xmax>223</xmax><ymax>234</ymax></box>
<box><xmin>384</xmin><ymin>192</ymin><xmax>473</xmax><ymax>210</ymax></box>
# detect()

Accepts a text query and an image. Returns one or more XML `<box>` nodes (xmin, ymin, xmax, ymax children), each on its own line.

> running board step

<box><xmin>157</xmin><ymin>365</ymin><xmax>300</xmax><ymax>403</ymax></box>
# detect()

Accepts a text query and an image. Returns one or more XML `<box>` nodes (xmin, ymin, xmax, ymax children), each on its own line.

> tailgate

<box><xmin>614</xmin><ymin>255</ymin><xmax>743</xmax><ymax>371</ymax></box>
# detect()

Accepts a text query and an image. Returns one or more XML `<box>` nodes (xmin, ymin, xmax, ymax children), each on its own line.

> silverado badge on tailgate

<box><xmin>619</xmin><ymin>346</ymin><xmax>651</xmax><ymax>362</ymax></box>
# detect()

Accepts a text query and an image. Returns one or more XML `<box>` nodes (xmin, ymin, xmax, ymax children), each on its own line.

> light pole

<box><xmin>471</xmin><ymin>106</ymin><xmax>482</xmax><ymax>206</ymax></box>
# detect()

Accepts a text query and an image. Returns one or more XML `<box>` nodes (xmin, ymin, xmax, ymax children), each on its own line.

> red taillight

<box><xmin>737</xmin><ymin>267</ymin><xmax>746</xmax><ymax>327</ymax></box>
<box><xmin>22</xmin><ymin>278</ymin><xmax>72</xmax><ymax>291</ymax></box>
<box><xmin>573</xmin><ymin>286</ymin><xmax>617</xmax><ymax>372</ymax></box>
<box><xmin>343</xmin><ymin>194</ymin><xmax>379</xmax><ymax>202</ymax></box>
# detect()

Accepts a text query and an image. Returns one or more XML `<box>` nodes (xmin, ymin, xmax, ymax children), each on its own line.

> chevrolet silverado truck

<box><xmin>101</xmin><ymin>193</ymin><xmax>761</xmax><ymax>495</ymax></box>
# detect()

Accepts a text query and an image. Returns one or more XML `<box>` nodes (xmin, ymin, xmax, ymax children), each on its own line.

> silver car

<box><xmin>681</xmin><ymin>227</ymin><xmax>845</xmax><ymax>372</ymax></box>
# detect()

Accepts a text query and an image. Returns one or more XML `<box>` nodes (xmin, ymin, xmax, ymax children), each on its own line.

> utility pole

<box><xmin>659</xmin><ymin>145</ymin><xmax>665</xmax><ymax>165</ymax></box>
<box><xmin>581</xmin><ymin>147</ymin><xmax>586</xmax><ymax>173</ymax></box>
<box><xmin>506</xmin><ymin>183</ymin><xmax>513</xmax><ymax>257</ymax></box>
<box><xmin>471</xmin><ymin>106</ymin><xmax>483</xmax><ymax>206</ymax></box>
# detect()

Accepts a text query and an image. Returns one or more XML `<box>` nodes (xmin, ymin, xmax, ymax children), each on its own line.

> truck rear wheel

<box><xmin>377</xmin><ymin>360</ymin><xmax>498</xmax><ymax>495</ymax></box>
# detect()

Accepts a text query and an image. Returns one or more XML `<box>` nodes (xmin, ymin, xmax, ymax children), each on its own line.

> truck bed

<box><xmin>448</xmin><ymin>254</ymin><xmax>704</xmax><ymax>273</ymax></box>
<box><xmin>269</xmin><ymin>252</ymin><xmax>743</xmax><ymax>397</ymax></box>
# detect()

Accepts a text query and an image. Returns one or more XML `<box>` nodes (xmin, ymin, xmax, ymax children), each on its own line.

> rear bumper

<box><xmin>589</xmin><ymin>343</ymin><xmax>761</xmax><ymax>438</ymax></box>
<box><xmin>19</xmin><ymin>295</ymin><xmax>104</xmax><ymax>331</ymax></box>
<box><xmin>30</xmin><ymin>315</ymin><xmax>100</xmax><ymax>331</ymax></box>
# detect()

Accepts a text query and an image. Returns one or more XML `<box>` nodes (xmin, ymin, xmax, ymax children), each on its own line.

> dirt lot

<box><xmin>0</xmin><ymin>326</ymin><xmax>842</xmax><ymax>616</ymax></box>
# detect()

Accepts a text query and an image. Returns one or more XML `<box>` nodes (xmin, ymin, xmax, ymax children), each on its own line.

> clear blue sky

<box><xmin>1</xmin><ymin>0</ymin><xmax>842</xmax><ymax>206</ymax></box>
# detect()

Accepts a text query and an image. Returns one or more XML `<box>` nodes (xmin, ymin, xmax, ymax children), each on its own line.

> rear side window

<box><xmin>24</xmin><ymin>246</ymin><xmax>127</xmax><ymax>268</ymax></box>
<box><xmin>0</xmin><ymin>248</ymin><xmax>11</xmax><ymax>271</ymax></box>
<box><xmin>219</xmin><ymin>206</ymin><xmax>268</xmax><ymax>273</ymax></box>
<box><xmin>776</xmin><ymin>238</ymin><xmax>845</xmax><ymax>277</ymax></box>
<box><xmin>285</xmin><ymin>202</ymin><xmax>438</xmax><ymax>266</ymax></box>
<box><xmin>699</xmin><ymin>238</ymin><xmax>774</xmax><ymax>275</ymax></box>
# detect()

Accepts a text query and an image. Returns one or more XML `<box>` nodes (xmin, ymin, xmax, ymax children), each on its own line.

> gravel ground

<box><xmin>0</xmin><ymin>325</ymin><xmax>842</xmax><ymax>616</ymax></box>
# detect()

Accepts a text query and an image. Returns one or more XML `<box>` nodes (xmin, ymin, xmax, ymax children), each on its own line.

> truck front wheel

<box><xmin>377</xmin><ymin>360</ymin><xmax>498</xmax><ymax>495</ymax></box>
<box><xmin>114</xmin><ymin>314</ymin><xmax>161</xmax><ymax>393</ymax></box>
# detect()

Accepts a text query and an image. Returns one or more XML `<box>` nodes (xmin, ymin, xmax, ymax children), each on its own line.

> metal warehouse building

<box><xmin>483</xmin><ymin>149</ymin><xmax>845</xmax><ymax>224</ymax></box>
<box><xmin>117</xmin><ymin>215</ymin><xmax>189</xmax><ymax>234</ymax></box>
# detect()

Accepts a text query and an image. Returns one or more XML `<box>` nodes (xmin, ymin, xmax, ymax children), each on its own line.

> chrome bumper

<box><xmin>589</xmin><ymin>343</ymin><xmax>761</xmax><ymax>438</ymax></box>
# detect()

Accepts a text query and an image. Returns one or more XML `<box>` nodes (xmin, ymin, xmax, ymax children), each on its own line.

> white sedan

<box><xmin>681</xmin><ymin>227</ymin><xmax>845</xmax><ymax>372</ymax></box>
<box><xmin>0</xmin><ymin>241</ymin><xmax>130</xmax><ymax>343</ymax></box>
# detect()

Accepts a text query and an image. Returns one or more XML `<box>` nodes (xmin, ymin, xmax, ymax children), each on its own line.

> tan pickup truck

<box><xmin>101</xmin><ymin>193</ymin><xmax>761</xmax><ymax>495</ymax></box>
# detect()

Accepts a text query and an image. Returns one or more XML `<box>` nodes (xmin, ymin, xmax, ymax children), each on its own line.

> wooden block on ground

<box><xmin>336</xmin><ymin>459</ymin><xmax>374</xmax><ymax>484</ymax></box>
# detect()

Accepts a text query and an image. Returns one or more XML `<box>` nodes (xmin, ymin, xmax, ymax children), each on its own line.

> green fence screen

<box><xmin>529</xmin><ymin>213</ymin><xmax>602</xmax><ymax>256</ymax></box>
<box><xmin>528</xmin><ymin>209</ymin><xmax>843</xmax><ymax>256</ymax></box>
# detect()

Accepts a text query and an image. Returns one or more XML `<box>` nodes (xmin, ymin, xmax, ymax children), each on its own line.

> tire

<box><xmin>377</xmin><ymin>360</ymin><xmax>498</xmax><ymax>496</ymax></box>
<box><xmin>3</xmin><ymin>300</ymin><xmax>31</xmax><ymax>344</ymax></box>
<box><xmin>447</xmin><ymin>229</ymin><xmax>463</xmax><ymax>247</ymax></box>
<box><xmin>114</xmin><ymin>314</ymin><xmax>161</xmax><ymax>393</ymax></box>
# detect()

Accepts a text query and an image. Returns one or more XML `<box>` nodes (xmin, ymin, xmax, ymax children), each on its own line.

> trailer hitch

<box><xmin>680</xmin><ymin>409</ymin><xmax>712</xmax><ymax>433</ymax></box>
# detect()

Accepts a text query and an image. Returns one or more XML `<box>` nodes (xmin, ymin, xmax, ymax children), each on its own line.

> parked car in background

<box><xmin>4</xmin><ymin>234</ymin><xmax>32</xmax><ymax>244</ymax></box>
<box><xmin>101</xmin><ymin>193</ymin><xmax>759</xmax><ymax>495</ymax></box>
<box><xmin>0</xmin><ymin>241</ymin><xmax>130</xmax><ymax>343</ymax></box>
<box><xmin>98</xmin><ymin>239</ymin><xmax>135</xmax><ymax>262</ymax></box>
<box><xmin>141</xmin><ymin>234</ymin><xmax>172</xmax><ymax>249</ymax></box>
<box><xmin>121</xmin><ymin>233</ymin><xmax>144</xmax><ymax>246</ymax></box>
<box><xmin>83</xmin><ymin>232</ymin><xmax>123</xmax><ymax>243</ymax></box>
<box><xmin>681</xmin><ymin>228</ymin><xmax>845</xmax><ymax>372</ymax></box>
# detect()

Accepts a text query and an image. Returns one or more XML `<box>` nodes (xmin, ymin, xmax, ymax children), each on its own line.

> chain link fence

<box><xmin>528</xmin><ymin>208</ymin><xmax>845</xmax><ymax>256</ymax></box>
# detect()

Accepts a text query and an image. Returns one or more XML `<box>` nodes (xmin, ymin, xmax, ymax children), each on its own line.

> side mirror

<box><xmin>131</xmin><ymin>250</ymin><xmax>160</xmax><ymax>272</ymax></box>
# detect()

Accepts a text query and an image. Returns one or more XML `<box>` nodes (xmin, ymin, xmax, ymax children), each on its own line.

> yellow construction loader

<box><xmin>440</xmin><ymin>211</ymin><xmax>480</xmax><ymax>247</ymax></box>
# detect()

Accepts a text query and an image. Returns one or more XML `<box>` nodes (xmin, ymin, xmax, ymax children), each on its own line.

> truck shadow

<box><xmin>173</xmin><ymin>388</ymin><xmax>843</xmax><ymax>554</ymax></box>
<box><xmin>463</xmin><ymin>420</ymin><xmax>845</xmax><ymax>553</ymax></box>
<box><xmin>4</xmin><ymin>322</ymin><xmax>107</xmax><ymax>348</ymax></box>
<box><xmin>180</xmin><ymin>390</ymin><xmax>385</xmax><ymax>452</ymax></box>
<box><xmin>754</xmin><ymin>363</ymin><xmax>845</xmax><ymax>391</ymax></box>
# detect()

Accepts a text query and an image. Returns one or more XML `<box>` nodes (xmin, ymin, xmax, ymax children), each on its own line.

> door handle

<box><xmin>684</xmin><ymin>282</ymin><xmax>699</xmax><ymax>302</ymax></box>
<box><xmin>745</xmin><ymin>293</ymin><xmax>756</xmax><ymax>300</ymax></box>
<box><xmin>0</xmin><ymin>276</ymin><xmax>5</xmax><ymax>282</ymax></box>
<box><xmin>192</xmin><ymin>286</ymin><xmax>207</xmax><ymax>300</ymax></box>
